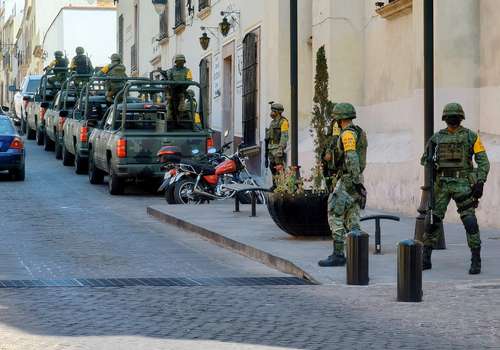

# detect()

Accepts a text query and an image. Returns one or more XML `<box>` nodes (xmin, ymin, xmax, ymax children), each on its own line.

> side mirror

<box><xmin>1</xmin><ymin>106</ymin><xmax>9</xmax><ymax>112</ymax></box>
<box><xmin>41</xmin><ymin>102</ymin><xmax>50</xmax><ymax>109</ymax></box>
<box><xmin>59</xmin><ymin>110</ymin><xmax>69</xmax><ymax>118</ymax></box>
<box><xmin>8</xmin><ymin>85</ymin><xmax>18</xmax><ymax>92</ymax></box>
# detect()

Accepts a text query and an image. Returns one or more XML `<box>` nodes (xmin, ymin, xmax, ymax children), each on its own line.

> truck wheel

<box><xmin>62</xmin><ymin>142</ymin><xmax>74</xmax><ymax>166</ymax></box>
<box><xmin>174</xmin><ymin>178</ymin><xmax>201</xmax><ymax>204</ymax></box>
<box><xmin>75</xmin><ymin>154</ymin><xmax>88</xmax><ymax>174</ymax></box>
<box><xmin>26</xmin><ymin>124</ymin><xmax>36</xmax><ymax>140</ymax></box>
<box><xmin>55</xmin><ymin>136</ymin><xmax>62</xmax><ymax>160</ymax></box>
<box><xmin>36</xmin><ymin>128</ymin><xmax>44</xmax><ymax>145</ymax></box>
<box><xmin>88</xmin><ymin>151</ymin><xmax>104</xmax><ymax>184</ymax></box>
<box><xmin>108</xmin><ymin>169</ymin><xmax>125</xmax><ymax>195</ymax></box>
<box><xmin>43</xmin><ymin>133</ymin><xmax>54</xmax><ymax>151</ymax></box>
<box><xmin>165</xmin><ymin>185</ymin><xmax>177</xmax><ymax>204</ymax></box>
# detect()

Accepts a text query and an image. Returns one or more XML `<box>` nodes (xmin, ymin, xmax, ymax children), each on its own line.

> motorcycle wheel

<box><xmin>164</xmin><ymin>185</ymin><xmax>177</xmax><ymax>204</ymax></box>
<box><xmin>174</xmin><ymin>178</ymin><xmax>202</xmax><ymax>205</ymax></box>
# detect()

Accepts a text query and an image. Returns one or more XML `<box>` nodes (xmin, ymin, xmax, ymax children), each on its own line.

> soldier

<box><xmin>421</xmin><ymin>103</ymin><xmax>490</xmax><ymax>274</ymax></box>
<box><xmin>165</xmin><ymin>54</ymin><xmax>192</xmax><ymax>118</ymax></box>
<box><xmin>265</xmin><ymin>103</ymin><xmax>289</xmax><ymax>182</ymax></box>
<box><xmin>319</xmin><ymin>103</ymin><xmax>367</xmax><ymax>267</ymax></box>
<box><xmin>321</xmin><ymin>121</ymin><xmax>341</xmax><ymax>191</ymax></box>
<box><xmin>99</xmin><ymin>53</ymin><xmax>128</xmax><ymax>103</ymax></box>
<box><xmin>69</xmin><ymin>47</ymin><xmax>93</xmax><ymax>75</ymax></box>
<box><xmin>45</xmin><ymin>51</ymin><xmax>69</xmax><ymax>87</ymax></box>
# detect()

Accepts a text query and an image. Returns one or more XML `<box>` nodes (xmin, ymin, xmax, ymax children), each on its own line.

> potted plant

<box><xmin>266</xmin><ymin>46</ymin><xmax>334</xmax><ymax>237</ymax></box>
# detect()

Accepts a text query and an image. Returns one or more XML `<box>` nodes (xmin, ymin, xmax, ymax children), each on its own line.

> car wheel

<box><xmin>43</xmin><ymin>132</ymin><xmax>54</xmax><ymax>151</ymax></box>
<box><xmin>88</xmin><ymin>151</ymin><xmax>104</xmax><ymax>184</ymax></box>
<box><xmin>35</xmin><ymin>128</ymin><xmax>44</xmax><ymax>145</ymax></box>
<box><xmin>26</xmin><ymin>124</ymin><xmax>36</xmax><ymax>140</ymax></box>
<box><xmin>173</xmin><ymin>178</ymin><xmax>201</xmax><ymax>204</ymax></box>
<box><xmin>108</xmin><ymin>168</ymin><xmax>125</xmax><ymax>195</ymax></box>
<box><xmin>55</xmin><ymin>135</ymin><xmax>63</xmax><ymax>160</ymax></box>
<box><xmin>62</xmin><ymin>142</ymin><xmax>74</xmax><ymax>166</ymax></box>
<box><xmin>75</xmin><ymin>153</ymin><xmax>88</xmax><ymax>174</ymax></box>
<box><xmin>165</xmin><ymin>184</ymin><xmax>177</xmax><ymax>204</ymax></box>
<box><xmin>10</xmin><ymin>165</ymin><xmax>25</xmax><ymax>182</ymax></box>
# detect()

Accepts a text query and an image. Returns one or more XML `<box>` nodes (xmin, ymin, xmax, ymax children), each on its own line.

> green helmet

<box><xmin>270</xmin><ymin>102</ymin><xmax>284</xmax><ymax>112</ymax></box>
<box><xmin>110</xmin><ymin>53</ymin><xmax>122</xmax><ymax>63</ymax></box>
<box><xmin>175</xmin><ymin>54</ymin><xmax>186</xmax><ymax>63</ymax></box>
<box><xmin>442</xmin><ymin>102</ymin><xmax>465</xmax><ymax>120</ymax></box>
<box><xmin>332</xmin><ymin>102</ymin><xmax>356</xmax><ymax>120</ymax></box>
<box><xmin>75</xmin><ymin>47</ymin><xmax>85</xmax><ymax>55</ymax></box>
<box><xmin>54</xmin><ymin>51</ymin><xmax>64</xmax><ymax>58</ymax></box>
<box><xmin>187</xmin><ymin>89</ymin><xmax>195</xmax><ymax>97</ymax></box>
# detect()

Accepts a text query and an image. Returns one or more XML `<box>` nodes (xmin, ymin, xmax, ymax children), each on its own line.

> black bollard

<box><xmin>346</xmin><ymin>231</ymin><xmax>369</xmax><ymax>285</ymax></box>
<box><xmin>435</xmin><ymin>222</ymin><xmax>446</xmax><ymax>250</ymax></box>
<box><xmin>397</xmin><ymin>239</ymin><xmax>423</xmax><ymax>302</ymax></box>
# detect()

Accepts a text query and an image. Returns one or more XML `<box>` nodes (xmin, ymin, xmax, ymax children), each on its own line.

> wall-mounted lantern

<box><xmin>218</xmin><ymin>17</ymin><xmax>231</xmax><ymax>37</ymax></box>
<box><xmin>199</xmin><ymin>32</ymin><xmax>210</xmax><ymax>50</ymax></box>
<box><xmin>152</xmin><ymin>0</ymin><xmax>167</xmax><ymax>15</ymax></box>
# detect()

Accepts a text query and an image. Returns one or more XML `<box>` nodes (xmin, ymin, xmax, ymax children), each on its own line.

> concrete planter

<box><xmin>266</xmin><ymin>190</ymin><xmax>331</xmax><ymax>237</ymax></box>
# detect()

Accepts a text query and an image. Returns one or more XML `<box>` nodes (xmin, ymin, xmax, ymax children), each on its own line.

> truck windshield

<box><xmin>0</xmin><ymin>119</ymin><xmax>15</xmax><ymax>134</ymax></box>
<box><xmin>117</xmin><ymin>110</ymin><xmax>163</xmax><ymax>131</ymax></box>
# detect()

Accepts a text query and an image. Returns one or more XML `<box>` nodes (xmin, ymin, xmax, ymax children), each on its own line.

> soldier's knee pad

<box><xmin>461</xmin><ymin>215</ymin><xmax>479</xmax><ymax>235</ymax></box>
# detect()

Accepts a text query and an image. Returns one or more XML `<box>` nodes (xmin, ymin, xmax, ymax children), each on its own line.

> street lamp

<box><xmin>199</xmin><ymin>32</ymin><xmax>210</xmax><ymax>50</ymax></box>
<box><xmin>219</xmin><ymin>17</ymin><xmax>231</xmax><ymax>37</ymax></box>
<box><xmin>152</xmin><ymin>0</ymin><xmax>167</xmax><ymax>15</ymax></box>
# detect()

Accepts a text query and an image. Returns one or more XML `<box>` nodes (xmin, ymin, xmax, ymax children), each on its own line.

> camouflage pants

<box><xmin>327</xmin><ymin>180</ymin><xmax>361</xmax><ymax>252</ymax></box>
<box><xmin>268</xmin><ymin>148</ymin><xmax>286</xmax><ymax>176</ymax></box>
<box><xmin>424</xmin><ymin>178</ymin><xmax>481</xmax><ymax>250</ymax></box>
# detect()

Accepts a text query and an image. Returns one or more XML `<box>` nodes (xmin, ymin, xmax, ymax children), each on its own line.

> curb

<box><xmin>147</xmin><ymin>206</ymin><xmax>319</xmax><ymax>284</ymax></box>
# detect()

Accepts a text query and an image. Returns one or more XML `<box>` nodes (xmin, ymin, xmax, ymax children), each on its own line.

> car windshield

<box><xmin>26</xmin><ymin>78</ymin><xmax>41</xmax><ymax>93</ymax></box>
<box><xmin>0</xmin><ymin>119</ymin><xmax>15</xmax><ymax>134</ymax></box>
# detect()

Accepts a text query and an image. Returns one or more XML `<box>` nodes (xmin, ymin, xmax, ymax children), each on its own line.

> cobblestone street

<box><xmin>0</xmin><ymin>142</ymin><xmax>499</xmax><ymax>349</ymax></box>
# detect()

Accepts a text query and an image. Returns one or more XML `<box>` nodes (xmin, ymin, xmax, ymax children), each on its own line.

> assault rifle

<box><xmin>264</xmin><ymin>130</ymin><xmax>270</xmax><ymax>169</ymax></box>
<box><xmin>425</xmin><ymin>140</ymin><xmax>438</xmax><ymax>232</ymax></box>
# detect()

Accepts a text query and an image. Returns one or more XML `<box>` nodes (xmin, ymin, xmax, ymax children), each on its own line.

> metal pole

<box><xmin>414</xmin><ymin>0</ymin><xmax>434</xmax><ymax>241</ymax></box>
<box><xmin>290</xmin><ymin>0</ymin><xmax>298</xmax><ymax>169</ymax></box>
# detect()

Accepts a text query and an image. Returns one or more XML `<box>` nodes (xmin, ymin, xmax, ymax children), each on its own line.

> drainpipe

<box><xmin>290</xmin><ymin>0</ymin><xmax>298</xmax><ymax>170</ymax></box>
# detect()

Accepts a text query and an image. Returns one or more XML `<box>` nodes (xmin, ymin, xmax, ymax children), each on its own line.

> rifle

<box><xmin>425</xmin><ymin>140</ymin><xmax>438</xmax><ymax>232</ymax></box>
<box><xmin>264</xmin><ymin>129</ymin><xmax>270</xmax><ymax>169</ymax></box>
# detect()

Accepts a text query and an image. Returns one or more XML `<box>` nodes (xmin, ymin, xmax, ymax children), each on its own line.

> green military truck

<box><xmin>88</xmin><ymin>80</ymin><xmax>212</xmax><ymax>195</ymax></box>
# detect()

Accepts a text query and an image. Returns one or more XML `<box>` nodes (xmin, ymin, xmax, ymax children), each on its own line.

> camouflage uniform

<box><xmin>165</xmin><ymin>54</ymin><xmax>193</xmax><ymax>119</ymax></box>
<box><xmin>46</xmin><ymin>51</ymin><xmax>69</xmax><ymax>87</ymax></box>
<box><xmin>319</xmin><ymin>103</ymin><xmax>367</xmax><ymax>267</ymax></box>
<box><xmin>421</xmin><ymin>103</ymin><xmax>490</xmax><ymax>275</ymax></box>
<box><xmin>99</xmin><ymin>54</ymin><xmax>128</xmax><ymax>103</ymax></box>
<box><xmin>265</xmin><ymin>103</ymin><xmax>289</xmax><ymax>177</ymax></box>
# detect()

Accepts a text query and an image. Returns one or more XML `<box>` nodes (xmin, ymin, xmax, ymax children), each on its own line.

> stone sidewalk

<box><xmin>148</xmin><ymin>202</ymin><xmax>500</xmax><ymax>286</ymax></box>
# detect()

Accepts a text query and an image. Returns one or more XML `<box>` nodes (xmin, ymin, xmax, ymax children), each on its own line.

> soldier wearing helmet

<box><xmin>70</xmin><ymin>46</ymin><xmax>93</xmax><ymax>76</ymax></box>
<box><xmin>99</xmin><ymin>53</ymin><xmax>128</xmax><ymax>103</ymax></box>
<box><xmin>45</xmin><ymin>51</ymin><xmax>69</xmax><ymax>87</ymax></box>
<box><xmin>319</xmin><ymin>103</ymin><xmax>368</xmax><ymax>267</ymax></box>
<box><xmin>421</xmin><ymin>102</ymin><xmax>490</xmax><ymax>275</ymax></box>
<box><xmin>164</xmin><ymin>54</ymin><xmax>193</xmax><ymax>119</ymax></box>
<box><xmin>265</xmin><ymin>102</ymin><xmax>289</xmax><ymax>184</ymax></box>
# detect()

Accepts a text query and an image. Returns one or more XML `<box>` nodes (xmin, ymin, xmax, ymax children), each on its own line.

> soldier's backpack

<box><xmin>74</xmin><ymin>55</ymin><xmax>92</xmax><ymax>74</ymax></box>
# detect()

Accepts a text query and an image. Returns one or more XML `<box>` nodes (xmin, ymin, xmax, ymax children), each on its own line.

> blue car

<box><xmin>0</xmin><ymin>115</ymin><xmax>25</xmax><ymax>181</ymax></box>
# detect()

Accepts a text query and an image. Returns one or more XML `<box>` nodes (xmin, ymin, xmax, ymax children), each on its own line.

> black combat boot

<box><xmin>318</xmin><ymin>249</ymin><xmax>346</xmax><ymax>267</ymax></box>
<box><xmin>422</xmin><ymin>246</ymin><xmax>433</xmax><ymax>270</ymax></box>
<box><xmin>469</xmin><ymin>248</ymin><xmax>481</xmax><ymax>275</ymax></box>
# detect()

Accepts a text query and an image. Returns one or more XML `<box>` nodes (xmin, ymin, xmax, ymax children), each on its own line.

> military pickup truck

<box><xmin>88</xmin><ymin>80</ymin><xmax>212</xmax><ymax>195</ymax></box>
<box><xmin>44</xmin><ymin>74</ymin><xmax>91</xmax><ymax>159</ymax></box>
<box><xmin>62</xmin><ymin>77</ymin><xmax>147</xmax><ymax>174</ymax></box>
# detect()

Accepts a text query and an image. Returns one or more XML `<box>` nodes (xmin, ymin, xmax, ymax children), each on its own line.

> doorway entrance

<box><xmin>222</xmin><ymin>42</ymin><xmax>234</xmax><ymax>150</ymax></box>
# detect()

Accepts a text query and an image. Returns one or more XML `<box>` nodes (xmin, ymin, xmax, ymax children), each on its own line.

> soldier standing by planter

<box><xmin>99</xmin><ymin>54</ymin><xmax>128</xmax><ymax>103</ymax></box>
<box><xmin>265</xmin><ymin>103</ymin><xmax>289</xmax><ymax>186</ymax></box>
<box><xmin>421</xmin><ymin>103</ymin><xmax>490</xmax><ymax>274</ymax></box>
<box><xmin>319</xmin><ymin>103</ymin><xmax>367</xmax><ymax>267</ymax></box>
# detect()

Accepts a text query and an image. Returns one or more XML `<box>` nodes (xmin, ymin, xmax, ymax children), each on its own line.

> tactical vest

<box><xmin>169</xmin><ymin>67</ymin><xmax>190</xmax><ymax>81</ymax></box>
<box><xmin>55</xmin><ymin>58</ymin><xmax>68</xmax><ymax>68</ymax></box>
<box><xmin>107</xmin><ymin>64</ymin><xmax>127</xmax><ymax>91</ymax></box>
<box><xmin>339</xmin><ymin>125</ymin><xmax>368</xmax><ymax>173</ymax></box>
<box><xmin>269</xmin><ymin>117</ymin><xmax>287</xmax><ymax>145</ymax></box>
<box><xmin>435</xmin><ymin>129</ymin><xmax>473</xmax><ymax>170</ymax></box>
<box><xmin>74</xmin><ymin>55</ymin><xmax>91</xmax><ymax>74</ymax></box>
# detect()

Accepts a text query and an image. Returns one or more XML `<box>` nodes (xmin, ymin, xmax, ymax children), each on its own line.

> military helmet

<box><xmin>110</xmin><ymin>53</ymin><xmax>122</xmax><ymax>63</ymax></box>
<box><xmin>54</xmin><ymin>51</ymin><xmax>64</xmax><ymax>58</ymax></box>
<box><xmin>187</xmin><ymin>89</ymin><xmax>195</xmax><ymax>97</ymax></box>
<box><xmin>442</xmin><ymin>102</ymin><xmax>465</xmax><ymax>121</ymax></box>
<box><xmin>332</xmin><ymin>102</ymin><xmax>356</xmax><ymax>120</ymax></box>
<box><xmin>75</xmin><ymin>46</ymin><xmax>85</xmax><ymax>55</ymax></box>
<box><xmin>174</xmin><ymin>54</ymin><xmax>186</xmax><ymax>63</ymax></box>
<box><xmin>270</xmin><ymin>102</ymin><xmax>284</xmax><ymax>112</ymax></box>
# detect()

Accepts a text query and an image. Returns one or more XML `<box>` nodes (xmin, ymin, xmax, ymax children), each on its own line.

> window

<box><xmin>118</xmin><ymin>15</ymin><xmax>124</xmax><ymax>57</ymax></box>
<box><xmin>159</xmin><ymin>7</ymin><xmax>169</xmax><ymax>40</ymax></box>
<box><xmin>199</xmin><ymin>56</ymin><xmax>211</xmax><ymax>127</ymax></box>
<box><xmin>199</xmin><ymin>0</ymin><xmax>210</xmax><ymax>11</ymax></box>
<box><xmin>242</xmin><ymin>32</ymin><xmax>259</xmax><ymax>147</ymax></box>
<box><xmin>175</xmin><ymin>0</ymin><xmax>185</xmax><ymax>28</ymax></box>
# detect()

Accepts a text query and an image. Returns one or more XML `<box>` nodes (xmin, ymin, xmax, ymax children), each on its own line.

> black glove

<box><xmin>471</xmin><ymin>182</ymin><xmax>484</xmax><ymax>199</ymax></box>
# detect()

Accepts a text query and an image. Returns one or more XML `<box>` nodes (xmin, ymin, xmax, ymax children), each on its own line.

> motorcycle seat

<box><xmin>181</xmin><ymin>159</ymin><xmax>216</xmax><ymax>175</ymax></box>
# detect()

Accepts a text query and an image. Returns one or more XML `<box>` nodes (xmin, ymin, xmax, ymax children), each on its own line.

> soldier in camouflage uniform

<box><xmin>165</xmin><ymin>54</ymin><xmax>193</xmax><ymax>120</ymax></box>
<box><xmin>99</xmin><ymin>53</ymin><xmax>128</xmax><ymax>103</ymax></box>
<box><xmin>265</xmin><ymin>103</ymin><xmax>289</xmax><ymax>180</ymax></box>
<box><xmin>321</xmin><ymin>121</ymin><xmax>341</xmax><ymax>191</ymax></box>
<box><xmin>319</xmin><ymin>103</ymin><xmax>368</xmax><ymax>267</ymax></box>
<box><xmin>421</xmin><ymin>103</ymin><xmax>490</xmax><ymax>274</ymax></box>
<box><xmin>45</xmin><ymin>51</ymin><xmax>69</xmax><ymax>87</ymax></box>
<box><xmin>69</xmin><ymin>47</ymin><xmax>93</xmax><ymax>88</ymax></box>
